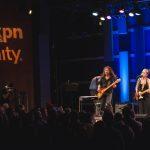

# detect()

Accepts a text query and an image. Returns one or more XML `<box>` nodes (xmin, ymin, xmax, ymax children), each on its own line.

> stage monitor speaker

<box><xmin>79</xmin><ymin>96</ymin><xmax>101</xmax><ymax>116</ymax></box>
<box><xmin>135</xmin><ymin>114</ymin><xmax>148</xmax><ymax>122</ymax></box>
<box><xmin>115</xmin><ymin>104</ymin><xmax>128</xmax><ymax>113</ymax></box>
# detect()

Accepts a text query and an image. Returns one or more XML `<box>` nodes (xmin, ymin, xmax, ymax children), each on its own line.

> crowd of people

<box><xmin>0</xmin><ymin>101</ymin><xmax>150</xmax><ymax>150</ymax></box>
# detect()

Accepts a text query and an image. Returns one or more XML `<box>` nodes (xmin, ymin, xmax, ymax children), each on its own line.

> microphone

<box><xmin>137</xmin><ymin>75</ymin><xmax>142</xmax><ymax>78</ymax></box>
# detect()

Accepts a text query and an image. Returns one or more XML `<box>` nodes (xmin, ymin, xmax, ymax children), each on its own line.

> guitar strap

<box><xmin>137</xmin><ymin>78</ymin><xmax>148</xmax><ymax>91</ymax></box>
<box><xmin>96</xmin><ymin>76</ymin><xmax>102</xmax><ymax>91</ymax></box>
<box><xmin>97</xmin><ymin>76</ymin><xmax>102</xmax><ymax>83</ymax></box>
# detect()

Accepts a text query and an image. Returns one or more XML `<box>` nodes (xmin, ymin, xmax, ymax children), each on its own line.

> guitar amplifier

<box><xmin>79</xmin><ymin>96</ymin><xmax>101</xmax><ymax>116</ymax></box>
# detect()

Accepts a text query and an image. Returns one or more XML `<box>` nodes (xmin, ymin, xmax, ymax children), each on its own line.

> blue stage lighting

<box><xmin>119</xmin><ymin>51</ymin><xmax>129</xmax><ymax>103</ymax></box>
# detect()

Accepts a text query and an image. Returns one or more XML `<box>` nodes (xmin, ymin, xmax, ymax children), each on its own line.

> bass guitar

<box><xmin>97</xmin><ymin>78</ymin><xmax>121</xmax><ymax>99</ymax></box>
<box><xmin>134</xmin><ymin>89</ymin><xmax>150</xmax><ymax>100</ymax></box>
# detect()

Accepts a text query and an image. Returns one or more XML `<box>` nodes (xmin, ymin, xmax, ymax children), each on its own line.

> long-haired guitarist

<box><xmin>97</xmin><ymin>66</ymin><xmax>119</xmax><ymax>113</ymax></box>
<box><xmin>135</xmin><ymin>69</ymin><xmax>150</xmax><ymax>114</ymax></box>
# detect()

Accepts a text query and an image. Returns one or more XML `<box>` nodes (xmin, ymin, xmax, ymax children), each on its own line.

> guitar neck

<box><xmin>141</xmin><ymin>89</ymin><xmax>149</xmax><ymax>95</ymax></box>
<box><xmin>104</xmin><ymin>82</ymin><xmax>117</xmax><ymax>92</ymax></box>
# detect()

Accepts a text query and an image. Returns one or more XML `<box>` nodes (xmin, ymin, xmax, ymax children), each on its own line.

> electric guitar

<box><xmin>97</xmin><ymin>78</ymin><xmax>121</xmax><ymax>99</ymax></box>
<box><xmin>134</xmin><ymin>89</ymin><xmax>150</xmax><ymax>100</ymax></box>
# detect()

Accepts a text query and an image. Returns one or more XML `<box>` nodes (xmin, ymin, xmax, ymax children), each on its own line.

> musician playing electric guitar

<box><xmin>135</xmin><ymin>69</ymin><xmax>150</xmax><ymax>114</ymax></box>
<box><xmin>97</xmin><ymin>66</ymin><xmax>119</xmax><ymax>113</ymax></box>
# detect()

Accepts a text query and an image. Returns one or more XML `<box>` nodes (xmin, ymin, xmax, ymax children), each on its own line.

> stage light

<box><xmin>119</xmin><ymin>9</ymin><xmax>124</xmax><ymax>14</ymax></box>
<box><xmin>133</xmin><ymin>4</ymin><xmax>141</xmax><ymax>16</ymax></box>
<box><xmin>119</xmin><ymin>51</ymin><xmax>129</xmax><ymax>103</ymax></box>
<box><xmin>129</xmin><ymin>12</ymin><xmax>134</xmax><ymax>17</ymax></box>
<box><xmin>100</xmin><ymin>17</ymin><xmax>105</xmax><ymax>21</ymax></box>
<box><xmin>92</xmin><ymin>12</ymin><xmax>98</xmax><ymax>16</ymax></box>
<box><xmin>135</xmin><ymin>12</ymin><xmax>141</xmax><ymax>16</ymax></box>
<box><xmin>28</xmin><ymin>10</ymin><xmax>32</xmax><ymax>15</ymax></box>
<box><xmin>106</xmin><ymin>16</ymin><xmax>112</xmax><ymax>20</ymax></box>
